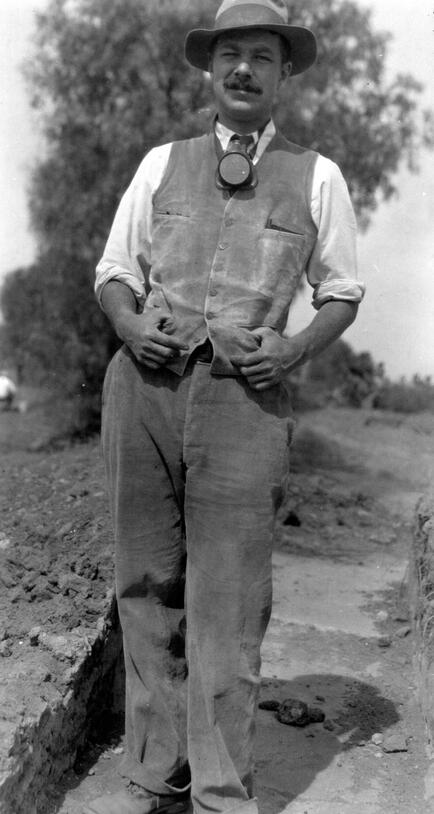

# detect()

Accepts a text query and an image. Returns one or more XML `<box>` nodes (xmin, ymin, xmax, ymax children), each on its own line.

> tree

<box><xmin>305</xmin><ymin>339</ymin><xmax>384</xmax><ymax>407</ymax></box>
<box><xmin>1</xmin><ymin>0</ymin><xmax>432</xmax><ymax>432</ymax></box>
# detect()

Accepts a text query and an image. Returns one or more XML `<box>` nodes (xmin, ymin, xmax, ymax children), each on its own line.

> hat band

<box><xmin>214</xmin><ymin>4</ymin><xmax>287</xmax><ymax>31</ymax></box>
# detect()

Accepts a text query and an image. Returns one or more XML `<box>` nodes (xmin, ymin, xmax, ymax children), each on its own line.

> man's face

<box><xmin>209</xmin><ymin>29</ymin><xmax>290</xmax><ymax>133</ymax></box>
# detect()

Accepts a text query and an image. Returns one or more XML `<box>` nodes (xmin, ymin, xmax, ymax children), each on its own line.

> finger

<box><xmin>246</xmin><ymin>369</ymin><xmax>277</xmax><ymax>385</ymax></box>
<box><xmin>146</xmin><ymin>342</ymin><xmax>182</xmax><ymax>359</ymax></box>
<box><xmin>240</xmin><ymin>362</ymin><xmax>271</xmax><ymax>377</ymax></box>
<box><xmin>233</xmin><ymin>351</ymin><xmax>264</xmax><ymax>368</ymax></box>
<box><xmin>250</xmin><ymin>379</ymin><xmax>274</xmax><ymax>391</ymax></box>
<box><xmin>148</xmin><ymin>332</ymin><xmax>189</xmax><ymax>351</ymax></box>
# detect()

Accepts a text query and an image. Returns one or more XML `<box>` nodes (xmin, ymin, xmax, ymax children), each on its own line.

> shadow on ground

<box><xmin>52</xmin><ymin>672</ymin><xmax>399</xmax><ymax>814</ymax></box>
<box><xmin>255</xmin><ymin>673</ymin><xmax>400</xmax><ymax>814</ymax></box>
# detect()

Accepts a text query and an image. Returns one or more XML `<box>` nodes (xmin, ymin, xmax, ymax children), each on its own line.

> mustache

<box><xmin>224</xmin><ymin>79</ymin><xmax>262</xmax><ymax>94</ymax></box>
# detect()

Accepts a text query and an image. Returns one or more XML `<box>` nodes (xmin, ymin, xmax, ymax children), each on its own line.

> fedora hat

<box><xmin>185</xmin><ymin>0</ymin><xmax>317</xmax><ymax>76</ymax></box>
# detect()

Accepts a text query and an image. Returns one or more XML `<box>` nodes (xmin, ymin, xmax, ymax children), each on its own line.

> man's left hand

<box><xmin>231</xmin><ymin>327</ymin><xmax>304</xmax><ymax>390</ymax></box>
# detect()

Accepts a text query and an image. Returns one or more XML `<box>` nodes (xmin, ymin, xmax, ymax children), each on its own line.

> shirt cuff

<box><xmin>95</xmin><ymin>268</ymin><xmax>147</xmax><ymax>308</ymax></box>
<box><xmin>312</xmin><ymin>279</ymin><xmax>366</xmax><ymax>310</ymax></box>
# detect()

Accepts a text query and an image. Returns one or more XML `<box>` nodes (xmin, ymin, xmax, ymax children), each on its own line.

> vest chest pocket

<box><xmin>254</xmin><ymin>227</ymin><xmax>307</xmax><ymax>300</ymax></box>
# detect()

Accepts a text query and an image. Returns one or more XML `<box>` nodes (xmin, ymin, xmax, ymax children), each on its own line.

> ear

<box><xmin>278</xmin><ymin>60</ymin><xmax>291</xmax><ymax>88</ymax></box>
<box><xmin>281</xmin><ymin>60</ymin><xmax>292</xmax><ymax>82</ymax></box>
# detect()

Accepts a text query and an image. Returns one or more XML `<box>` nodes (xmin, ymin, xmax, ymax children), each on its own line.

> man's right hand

<box><xmin>120</xmin><ymin>308</ymin><xmax>189</xmax><ymax>369</ymax></box>
<box><xmin>100</xmin><ymin>281</ymin><xmax>189</xmax><ymax>369</ymax></box>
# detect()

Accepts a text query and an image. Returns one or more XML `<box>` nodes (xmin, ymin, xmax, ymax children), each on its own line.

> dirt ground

<box><xmin>1</xmin><ymin>391</ymin><xmax>434</xmax><ymax>812</ymax></box>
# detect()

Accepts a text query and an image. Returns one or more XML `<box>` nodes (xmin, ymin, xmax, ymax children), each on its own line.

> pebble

<box><xmin>0</xmin><ymin>533</ymin><xmax>11</xmax><ymax>550</ymax></box>
<box><xmin>376</xmin><ymin>610</ymin><xmax>389</xmax><ymax>623</ymax></box>
<box><xmin>309</xmin><ymin>707</ymin><xmax>326</xmax><ymax>723</ymax></box>
<box><xmin>55</xmin><ymin>521</ymin><xmax>75</xmax><ymax>539</ymax></box>
<box><xmin>382</xmin><ymin>733</ymin><xmax>408</xmax><ymax>753</ymax></box>
<box><xmin>378</xmin><ymin>636</ymin><xmax>392</xmax><ymax>648</ymax></box>
<box><xmin>393</xmin><ymin>612</ymin><xmax>410</xmax><ymax>623</ymax></box>
<box><xmin>258</xmin><ymin>699</ymin><xmax>280</xmax><ymax>711</ymax></box>
<box><xmin>111</xmin><ymin>746</ymin><xmax>124</xmax><ymax>755</ymax></box>
<box><xmin>28</xmin><ymin>626</ymin><xmax>42</xmax><ymax>646</ymax></box>
<box><xmin>0</xmin><ymin>641</ymin><xmax>12</xmax><ymax>657</ymax></box>
<box><xmin>371</xmin><ymin>732</ymin><xmax>384</xmax><ymax>745</ymax></box>
<box><xmin>395</xmin><ymin>625</ymin><xmax>411</xmax><ymax>638</ymax></box>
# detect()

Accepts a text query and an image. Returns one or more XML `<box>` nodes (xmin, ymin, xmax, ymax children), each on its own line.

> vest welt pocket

<box><xmin>153</xmin><ymin>209</ymin><xmax>191</xmax><ymax>218</ymax></box>
<box><xmin>265</xmin><ymin>219</ymin><xmax>304</xmax><ymax>237</ymax></box>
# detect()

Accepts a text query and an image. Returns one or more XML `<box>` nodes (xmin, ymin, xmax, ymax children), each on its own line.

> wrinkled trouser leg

<box><xmin>102</xmin><ymin>347</ymin><xmax>191</xmax><ymax>794</ymax></box>
<box><xmin>101</xmin><ymin>347</ymin><xmax>293</xmax><ymax>813</ymax></box>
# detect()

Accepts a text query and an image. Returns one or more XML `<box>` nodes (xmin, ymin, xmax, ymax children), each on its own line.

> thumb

<box><xmin>251</xmin><ymin>327</ymin><xmax>273</xmax><ymax>343</ymax></box>
<box><xmin>144</xmin><ymin>305</ymin><xmax>173</xmax><ymax>330</ymax></box>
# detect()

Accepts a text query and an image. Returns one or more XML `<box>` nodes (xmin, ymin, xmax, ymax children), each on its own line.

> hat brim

<box><xmin>185</xmin><ymin>24</ymin><xmax>317</xmax><ymax>76</ymax></box>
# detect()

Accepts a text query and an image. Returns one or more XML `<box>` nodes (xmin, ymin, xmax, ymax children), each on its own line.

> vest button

<box><xmin>218</xmin><ymin>242</ymin><xmax>228</xmax><ymax>251</ymax></box>
<box><xmin>209</xmin><ymin>288</ymin><xmax>218</xmax><ymax>297</ymax></box>
<box><xmin>225</xmin><ymin>217</ymin><xmax>234</xmax><ymax>227</ymax></box>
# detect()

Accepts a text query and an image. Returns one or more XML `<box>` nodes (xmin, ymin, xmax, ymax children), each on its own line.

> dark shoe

<box><xmin>83</xmin><ymin>784</ymin><xmax>190</xmax><ymax>814</ymax></box>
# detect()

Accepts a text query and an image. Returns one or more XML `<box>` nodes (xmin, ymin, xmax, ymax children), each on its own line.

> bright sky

<box><xmin>0</xmin><ymin>0</ymin><xmax>433</xmax><ymax>380</ymax></box>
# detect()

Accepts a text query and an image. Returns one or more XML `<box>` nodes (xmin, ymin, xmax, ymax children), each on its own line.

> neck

<box><xmin>216</xmin><ymin>112</ymin><xmax>270</xmax><ymax>135</ymax></box>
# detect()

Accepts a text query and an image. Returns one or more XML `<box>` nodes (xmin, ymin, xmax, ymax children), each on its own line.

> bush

<box><xmin>373</xmin><ymin>378</ymin><xmax>434</xmax><ymax>414</ymax></box>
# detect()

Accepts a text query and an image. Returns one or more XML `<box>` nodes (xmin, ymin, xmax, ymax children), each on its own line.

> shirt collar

<box><xmin>214</xmin><ymin>119</ymin><xmax>276</xmax><ymax>164</ymax></box>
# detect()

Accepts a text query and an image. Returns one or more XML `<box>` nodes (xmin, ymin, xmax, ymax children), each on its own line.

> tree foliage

<box><xmin>292</xmin><ymin>339</ymin><xmax>384</xmax><ymax>409</ymax></box>
<box><xmin>1</xmin><ymin>0</ymin><xmax>432</xmax><ymax>431</ymax></box>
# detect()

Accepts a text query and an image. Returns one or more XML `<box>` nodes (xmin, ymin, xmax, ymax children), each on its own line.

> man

<box><xmin>86</xmin><ymin>2</ymin><xmax>364</xmax><ymax>813</ymax></box>
<box><xmin>0</xmin><ymin>371</ymin><xmax>16</xmax><ymax>411</ymax></box>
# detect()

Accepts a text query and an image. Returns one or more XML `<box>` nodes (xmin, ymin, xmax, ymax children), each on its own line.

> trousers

<box><xmin>101</xmin><ymin>345</ymin><xmax>293</xmax><ymax>814</ymax></box>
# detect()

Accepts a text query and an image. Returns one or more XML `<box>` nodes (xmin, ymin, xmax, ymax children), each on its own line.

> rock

<box><xmin>395</xmin><ymin>625</ymin><xmax>411</xmax><ymax>639</ymax></box>
<box><xmin>323</xmin><ymin>720</ymin><xmax>335</xmax><ymax>732</ymax></box>
<box><xmin>0</xmin><ymin>641</ymin><xmax>12</xmax><ymax>657</ymax></box>
<box><xmin>369</xmin><ymin>530</ymin><xmax>396</xmax><ymax>545</ymax></box>
<box><xmin>276</xmin><ymin>699</ymin><xmax>310</xmax><ymax>727</ymax></box>
<box><xmin>0</xmin><ymin>570</ymin><xmax>18</xmax><ymax>589</ymax></box>
<box><xmin>382</xmin><ymin>733</ymin><xmax>408</xmax><ymax>753</ymax></box>
<box><xmin>111</xmin><ymin>746</ymin><xmax>124</xmax><ymax>755</ymax></box>
<box><xmin>0</xmin><ymin>532</ymin><xmax>11</xmax><ymax>550</ymax></box>
<box><xmin>309</xmin><ymin>707</ymin><xmax>326</xmax><ymax>723</ymax></box>
<box><xmin>58</xmin><ymin>572</ymin><xmax>89</xmax><ymax>597</ymax></box>
<box><xmin>315</xmin><ymin>695</ymin><xmax>325</xmax><ymax>702</ymax></box>
<box><xmin>376</xmin><ymin>610</ymin><xmax>389</xmax><ymax>623</ymax></box>
<box><xmin>393</xmin><ymin>612</ymin><xmax>410</xmax><ymax>623</ymax></box>
<box><xmin>28</xmin><ymin>626</ymin><xmax>42</xmax><ymax>646</ymax></box>
<box><xmin>378</xmin><ymin>636</ymin><xmax>392</xmax><ymax>648</ymax></box>
<box><xmin>371</xmin><ymin>732</ymin><xmax>384</xmax><ymax>745</ymax></box>
<box><xmin>258</xmin><ymin>699</ymin><xmax>280</xmax><ymax>711</ymax></box>
<box><xmin>55</xmin><ymin>521</ymin><xmax>75</xmax><ymax>539</ymax></box>
<box><xmin>40</xmin><ymin>632</ymin><xmax>73</xmax><ymax>661</ymax></box>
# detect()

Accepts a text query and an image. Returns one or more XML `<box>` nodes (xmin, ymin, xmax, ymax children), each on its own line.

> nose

<box><xmin>234</xmin><ymin>60</ymin><xmax>252</xmax><ymax>77</ymax></box>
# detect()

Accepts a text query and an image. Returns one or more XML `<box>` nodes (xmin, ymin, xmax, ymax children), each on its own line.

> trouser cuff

<box><xmin>119</xmin><ymin>753</ymin><xmax>191</xmax><ymax>796</ymax></box>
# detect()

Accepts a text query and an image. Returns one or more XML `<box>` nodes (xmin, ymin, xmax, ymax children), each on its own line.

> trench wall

<box><xmin>0</xmin><ymin>592</ymin><xmax>123</xmax><ymax>814</ymax></box>
<box><xmin>410</xmin><ymin>491</ymin><xmax>434</xmax><ymax>749</ymax></box>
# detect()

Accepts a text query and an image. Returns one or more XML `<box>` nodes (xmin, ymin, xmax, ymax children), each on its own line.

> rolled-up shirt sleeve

<box><xmin>95</xmin><ymin>144</ymin><xmax>171</xmax><ymax>306</ymax></box>
<box><xmin>308</xmin><ymin>156</ymin><xmax>365</xmax><ymax>310</ymax></box>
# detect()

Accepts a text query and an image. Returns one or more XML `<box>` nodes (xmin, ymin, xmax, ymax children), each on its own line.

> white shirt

<box><xmin>95</xmin><ymin>120</ymin><xmax>365</xmax><ymax>310</ymax></box>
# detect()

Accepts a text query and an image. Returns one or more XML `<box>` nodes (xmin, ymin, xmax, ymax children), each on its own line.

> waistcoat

<box><xmin>147</xmin><ymin>130</ymin><xmax>318</xmax><ymax>375</ymax></box>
